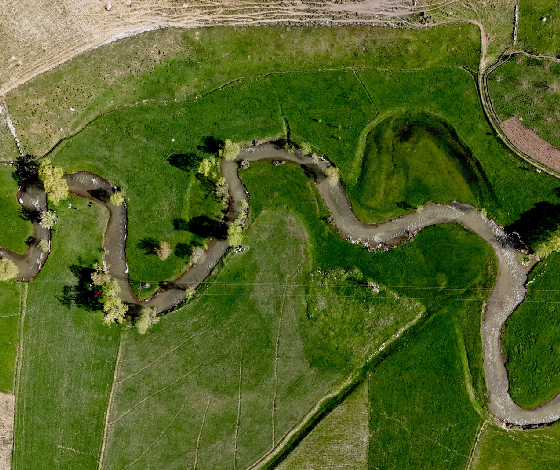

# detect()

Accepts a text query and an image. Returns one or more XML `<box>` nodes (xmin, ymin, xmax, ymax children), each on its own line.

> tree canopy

<box><xmin>222</xmin><ymin>139</ymin><xmax>240</xmax><ymax>161</ymax></box>
<box><xmin>0</xmin><ymin>259</ymin><xmax>19</xmax><ymax>281</ymax></box>
<box><xmin>38</xmin><ymin>158</ymin><xmax>69</xmax><ymax>205</ymax></box>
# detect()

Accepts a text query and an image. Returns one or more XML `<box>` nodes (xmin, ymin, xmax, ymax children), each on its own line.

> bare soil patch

<box><xmin>0</xmin><ymin>393</ymin><xmax>14</xmax><ymax>470</ymax></box>
<box><xmin>501</xmin><ymin>117</ymin><xmax>560</xmax><ymax>172</ymax></box>
<box><xmin>0</xmin><ymin>0</ymin><xmax>414</xmax><ymax>97</ymax></box>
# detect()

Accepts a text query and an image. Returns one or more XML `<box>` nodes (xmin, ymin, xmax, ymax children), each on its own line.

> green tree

<box><xmin>222</xmin><ymin>139</ymin><xmax>241</xmax><ymax>161</ymax></box>
<box><xmin>135</xmin><ymin>307</ymin><xmax>159</xmax><ymax>335</ymax></box>
<box><xmin>38</xmin><ymin>239</ymin><xmax>49</xmax><ymax>253</ymax></box>
<box><xmin>227</xmin><ymin>222</ymin><xmax>243</xmax><ymax>247</ymax></box>
<box><xmin>103</xmin><ymin>297</ymin><xmax>128</xmax><ymax>326</ymax></box>
<box><xmin>110</xmin><ymin>191</ymin><xmax>124</xmax><ymax>207</ymax></box>
<box><xmin>39</xmin><ymin>210</ymin><xmax>56</xmax><ymax>229</ymax></box>
<box><xmin>301</xmin><ymin>142</ymin><xmax>313</xmax><ymax>155</ymax></box>
<box><xmin>535</xmin><ymin>229</ymin><xmax>560</xmax><ymax>258</ymax></box>
<box><xmin>0</xmin><ymin>259</ymin><xmax>19</xmax><ymax>281</ymax></box>
<box><xmin>38</xmin><ymin>158</ymin><xmax>69</xmax><ymax>205</ymax></box>
<box><xmin>198</xmin><ymin>158</ymin><xmax>212</xmax><ymax>177</ymax></box>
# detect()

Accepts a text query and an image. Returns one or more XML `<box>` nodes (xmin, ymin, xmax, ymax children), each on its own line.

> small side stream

<box><xmin>0</xmin><ymin>143</ymin><xmax>557</xmax><ymax>425</ymax></box>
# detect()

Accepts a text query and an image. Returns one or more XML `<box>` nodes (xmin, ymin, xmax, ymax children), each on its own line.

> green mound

<box><xmin>352</xmin><ymin>112</ymin><xmax>494</xmax><ymax>223</ymax></box>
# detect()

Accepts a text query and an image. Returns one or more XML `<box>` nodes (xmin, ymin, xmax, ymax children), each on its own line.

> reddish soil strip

<box><xmin>0</xmin><ymin>393</ymin><xmax>14</xmax><ymax>470</ymax></box>
<box><xmin>501</xmin><ymin>117</ymin><xmax>560</xmax><ymax>172</ymax></box>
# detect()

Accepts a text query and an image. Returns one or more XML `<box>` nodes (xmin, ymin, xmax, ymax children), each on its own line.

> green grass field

<box><xmin>502</xmin><ymin>253</ymin><xmax>560</xmax><ymax>408</ymax></box>
<box><xmin>5</xmin><ymin>24</ymin><xmax>480</xmax><ymax>157</ymax></box>
<box><xmin>472</xmin><ymin>420</ymin><xmax>560</xmax><ymax>470</ymax></box>
<box><xmin>368</xmin><ymin>313</ymin><xmax>484</xmax><ymax>469</ymax></box>
<box><xmin>12</xmin><ymin>195</ymin><xmax>121</xmax><ymax>470</ymax></box>
<box><xmin>277</xmin><ymin>381</ymin><xmax>369</xmax><ymax>470</ymax></box>
<box><xmin>0</xmin><ymin>281</ymin><xmax>23</xmax><ymax>393</ymax></box>
<box><xmin>488</xmin><ymin>54</ymin><xmax>560</xmax><ymax>148</ymax></box>
<box><xmin>0</xmin><ymin>110</ymin><xmax>19</xmax><ymax>162</ymax></box>
<box><xmin>518</xmin><ymin>0</ymin><xmax>560</xmax><ymax>56</ymax></box>
<box><xmin>0</xmin><ymin>164</ymin><xmax>33</xmax><ymax>254</ymax></box>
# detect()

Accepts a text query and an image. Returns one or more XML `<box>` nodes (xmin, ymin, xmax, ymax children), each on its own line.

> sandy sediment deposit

<box><xmin>0</xmin><ymin>393</ymin><xmax>14</xmax><ymax>470</ymax></box>
<box><xmin>501</xmin><ymin>117</ymin><xmax>560</xmax><ymax>172</ymax></box>
<box><xmin>0</xmin><ymin>0</ymin><xmax>418</xmax><ymax>97</ymax></box>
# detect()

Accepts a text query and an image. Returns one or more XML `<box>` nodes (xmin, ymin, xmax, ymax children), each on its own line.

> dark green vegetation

<box><xmin>352</xmin><ymin>112</ymin><xmax>494</xmax><ymax>222</ymax></box>
<box><xmin>97</xmin><ymin>162</ymin><xmax>496</xmax><ymax>469</ymax></box>
<box><xmin>277</xmin><ymin>381</ymin><xmax>369</xmax><ymax>470</ymax></box>
<box><xmin>0</xmin><ymin>282</ymin><xmax>22</xmax><ymax>393</ymax></box>
<box><xmin>12</xmin><ymin>195</ymin><xmax>120</xmax><ymax>470</ymax></box>
<box><xmin>368</xmin><ymin>313</ymin><xmax>484</xmax><ymax>470</ymax></box>
<box><xmin>503</xmin><ymin>253</ymin><xmax>560</xmax><ymax>408</ymax></box>
<box><xmin>488</xmin><ymin>54</ymin><xmax>560</xmax><ymax>148</ymax></box>
<box><xmin>5</xmin><ymin>24</ymin><xmax>480</xmax><ymax>157</ymax></box>
<box><xmin>0</xmin><ymin>164</ymin><xmax>33</xmax><ymax>254</ymax></box>
<box><xmin>518</xmin><ymin>0</ymin><xmax>560</xmax><ymax>56</ymax></box>
<box><xmin>472</xmin><ymin>421</ymin><xmax>560</xmax><ymax>470</ymax></box>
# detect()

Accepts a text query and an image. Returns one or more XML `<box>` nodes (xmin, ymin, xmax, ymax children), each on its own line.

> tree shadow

<box><xmin>506</xmin><ymin>202</ymin><xmax>560</xmax><ymax>250</ymax></box>
<box><xmin>25</xmin><ymin>236</ymin><xmax>35</xmax><ymax>246</ymax></box>
<box><xmin>56</xmin><ymin>264</ymin><xmax>102</xmax><ymax>311</ymax></box>
<box><xmin>167</xmin><ymin>152</ymin><xmax>202</xmax><ymax>172</ymax></box>
<box><xmin>20</xmin><ymin>207</ymin><xmax>41</xmax><ymax>222</ymax></box>
<box><xmin>173</xmin><ymin>218</ymin><xmax>190</xmax><ymax>231</ymax></box>
<box><xmin>197</xmin><ymin>136</ymin><xmax>224</xmax><ymax>155</ymax></box>
<box><xmin>13</xmin><ymin>154</ymin><xmax>38</xmax><ymax>188</ymax></box>
<box><xmin>174</xmin><ymin>242</ymin><xmax>192</xmax><ymax>259</ymax></box>
<box><xmin>186</xmin><ymin>215</ymin><xmax>226</xmax><ymax>239</ymax></box>
<box><xmin>396</xmin><ymin>201</ymin><xmax>414</xmax><ymax>210</ymax></box>
<box><xmin>138</xmin><ymin>237</ymin><xmax>159</xmax><ymax>255</ymax></box>
<box><xmin>88</xmin><ymin>188</ymin><xmax>111</xmax><ymax>202</ymax></box>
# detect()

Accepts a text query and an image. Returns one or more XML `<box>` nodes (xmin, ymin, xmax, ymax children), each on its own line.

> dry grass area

<box><xmin>501</xmin><ymin>116</ymin><xmax>560</xmax><ymax>172</ymax></box>
<box><xmin>0</xmin><ymin>0</ymin><xmax>418</xmax><ymax>97</ymax></box>
<box><xmin>0</xmin><ymin>393</ymin><xmax>14</xmax><ymax>470</ymax></box>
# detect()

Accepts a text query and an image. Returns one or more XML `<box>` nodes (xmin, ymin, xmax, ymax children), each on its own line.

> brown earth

<box><xmin>501</xmin><ymin>117</ymin><xmax>560</xmax><ymax>173</ymax></box>
<box><xmin>0</xmin><ymin>393</ymin><xmax>14</xmax><ymax>470</ymax></box>
<box><xmin>0</xmin><ymin>0</ymin><xmax>420</xmax><ymax>97</ymax></box>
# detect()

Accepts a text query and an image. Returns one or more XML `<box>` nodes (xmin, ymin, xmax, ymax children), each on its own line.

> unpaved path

<box><xmin>0</xmin><ymin>393</ymin><xmax>14</xmax><ymax>470</ymax></box>
<box><xmin>0</xmin><ymin>0</ymin><xmax>417</xmax><ymax>97</ymax></box>
<box><xmin>1</xmin><ymin>142</ymin><xmax>557</xmax><ymax>428</ymax></box>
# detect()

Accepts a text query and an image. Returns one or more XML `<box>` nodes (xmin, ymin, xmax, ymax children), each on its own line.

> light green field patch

<box><xmin>277</xmin><ymin>381</ymin><xmax>369</xmax><ymax>470</ymax></box>
<box><xmin>0</xmin><ymin>107</ymin><xmax>19</xmax><ymax>162</ymax></box>
<box><xmin>0</xmin><ymin>281</ymin><xmax>23</xmax><ymax>393</ymax></box>
<box><xmin>519</xmin><ymin>0</ymin><xmax>560</xmax><ymax>55</ymax></box>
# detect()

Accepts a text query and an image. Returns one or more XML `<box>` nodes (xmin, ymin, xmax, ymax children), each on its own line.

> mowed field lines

<box><xmin>12</xmin><ymin>195</ymin><xmax>120</xmax><ymax>470</ymax></box>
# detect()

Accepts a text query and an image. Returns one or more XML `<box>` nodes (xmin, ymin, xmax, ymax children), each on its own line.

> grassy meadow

<box><xmin>0</xmin><ymin>281</ymin><xmax>23</xmax><ymax>393</ymax></box>
<box><xmin>488</xmin><ymin>54</ymin><xmax>560</xmax><ymax>148</ymax></box>
<box><xmin>502</xmin><ymin>253</ymin><xmax>560</xmax><ymax>408</ymax></box>
<box><xmin>518</xmin><ymin>0</ymin><xmax>560</xmax><ymax>56</ymax></box>
<box><xmin>12</xmin><ymin>195</ymin><xmax>121</xmax><ymax>470</ymax></box>
<box><xmin>0</xmin><ymin>164</ymin><xmax>33</xmax><ymax>254</ymax></box>
<box><xmin>0</xmin><ymin>110</ymin><xmax>19</xmax><ymax>162</ymax></box>
<box><xmin>5</xmin><ymin>24</ymin><xmax>480</xmax><ymax>157</ymax></box>
<box><xmin>472</xmin><ymin>421</ymin><xmax>560</xmax><ymax>470</ymax></box>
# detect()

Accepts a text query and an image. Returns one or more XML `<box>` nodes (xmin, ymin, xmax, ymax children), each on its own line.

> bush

<box><xmin>0</xmin><ymin>258</ymin><xmax>19</xmax><ymax>281</ymax></box>
<box><xmin>39</xmin><ymin>210</ymin><xmax>56</xmax><ymax>229</ymax></box>
<box><xmin>535</xmin><ymin>229</ymin><xmax>560</xmax><ymax>259</ymax></box>
<box><xmin>38</xmin><ymin>158</ymin><xmax>68</xmax><ymax>205</ymax></box>
<box><xmin>136</xmin><ymin>307</ymin><xmax>159</xmax><ymax>335</ymax></box>
<box><xmin>110</xmin><ymin>191</ymin><xmax>124</xmax><ymax>207</ymax></box>
<box><xmin>222</xmin><ymin>139</ymin><xmax>241</xmax><ymax>161</ymax></box>
<box><xmin>325</xmin><ymin>166</ymin><xmax>340</xmax><ymax>186</ymax></box>
<box><xmin>155</xmin><ymin>241</ymin><xmax>171</xmax><ymax>260</ymax></box>
<box><xmin>38</xmin><ymin>239</ymin><xmax>49</xmax><ymax>253</ymax></box>
<box><xmin>190</xmin><ymin>247</ymin><xmax>205</xmax><ymax>265</ymax></box>
<box><xmin>227</xmin><ymin>222</ymin><xmax>243</xmax><ymax>247</ymax></box>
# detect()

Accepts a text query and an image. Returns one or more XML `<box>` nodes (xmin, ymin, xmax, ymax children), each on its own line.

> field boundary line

<box><xmin>247</xmin><ymin>310</ymin><xmax>425</xmax><ymax>470</ymax></box>
<box><xmin>97</xmin><ymin>331</ymin><xmax>124</xmax><ymax>470</ymax></box>
<box><xmin>466</xmin><ymin>419</ymin><xmax>488</xmax><ymax>470</ymax></box>
<box><xmin>233</xmin><ymin>351</ymin><xmax>243</xmax><ymax>470</ymax></box>
<box><xmin>11</xmin><ymin>282</ymin><xmax>27</xmax><ymax>470</ymax></box>
<box><xmin>193</xmin><ymin>398</ymin><xmax>211</xmax><ymax>470</ymax></box>
<box><xmin>123</xmin><ymin>402</ymin><xmax>187</xmax><ymax>470</ymax></box>
<box><xmin>110</xmin><ymin>362</ymin><xmax>204</xmax><ymax>427</ymax></box>
<box><xmin>114</xmin><ymin>329</ymin><xmax>210</xmax><ymax>385</ymax></box>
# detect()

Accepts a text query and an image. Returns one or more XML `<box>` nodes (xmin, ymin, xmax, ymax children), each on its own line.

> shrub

<box><xmin>0</xmin><ymin>258</ymin><xmax>19</xmax><ymax>281</ymax></box>
<box><xmin>227</xmin><ymin>222</ymin><xmax>243</xmax><ymax>247</ymax></box>
<box><xmin>38</xmin><ymin>239</ymin><xmax>49</xmax><ymax>253</ymax></box>
<box><xmin>301</xmin><ymin>142</ymin><xmax>313</xmax><ymax>154</ymax></box>
<box><xmin>38</xmin><ymin>158</ymin><xmax>68</xmax><ymax>205</ymax></box>
<box><xmin>39</xmin><ymin>210</ymin><xmax>56</xmax><ymax>229</ymax></box>
<box><xmin>222</xmin><ymin>139</ymin><xmax>240</xmax><ymax>161</ymax></box>
<box><xmin>325</xmin><ymin>166</ymin><xmax>340</xmax><ymax>186</ymax></box>
<box><xmin>535</xmin><ymin>229</ymin><xmax>560</xmax><ymax>259</ymax></box>
<box><xmin>155</xmin><ymin>241</ymin><xmax>171</xmax><ymax>260</ymax></box>
<box><xmin>185</xmin><ymin>287</ymin><xmax>195</xmax><ymax>300</ymax></box>
<box><xmin>190</xmin><ymin>247</ymin><xmax>205</xmax><ymax>265</ymax></box>
<box><xmin>136</xmin><ymin>307</ymin><xmax>159</xmax><ymax>335</ymax></box>
<box><xmin>110</xmin><ymin>191</ymin><xmax>124</xmax><ymax>207</ymax></box>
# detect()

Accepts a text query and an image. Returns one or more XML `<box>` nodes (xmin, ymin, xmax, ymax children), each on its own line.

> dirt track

<box><xmin>0</xmin><ymin>0</ymin><xmax>424</xmax><ymax>97</ymax></box>
<box><xmin>0</xmin><ymin>393</ymin><xmax>14</xmax><ymax>470</ymax></box>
